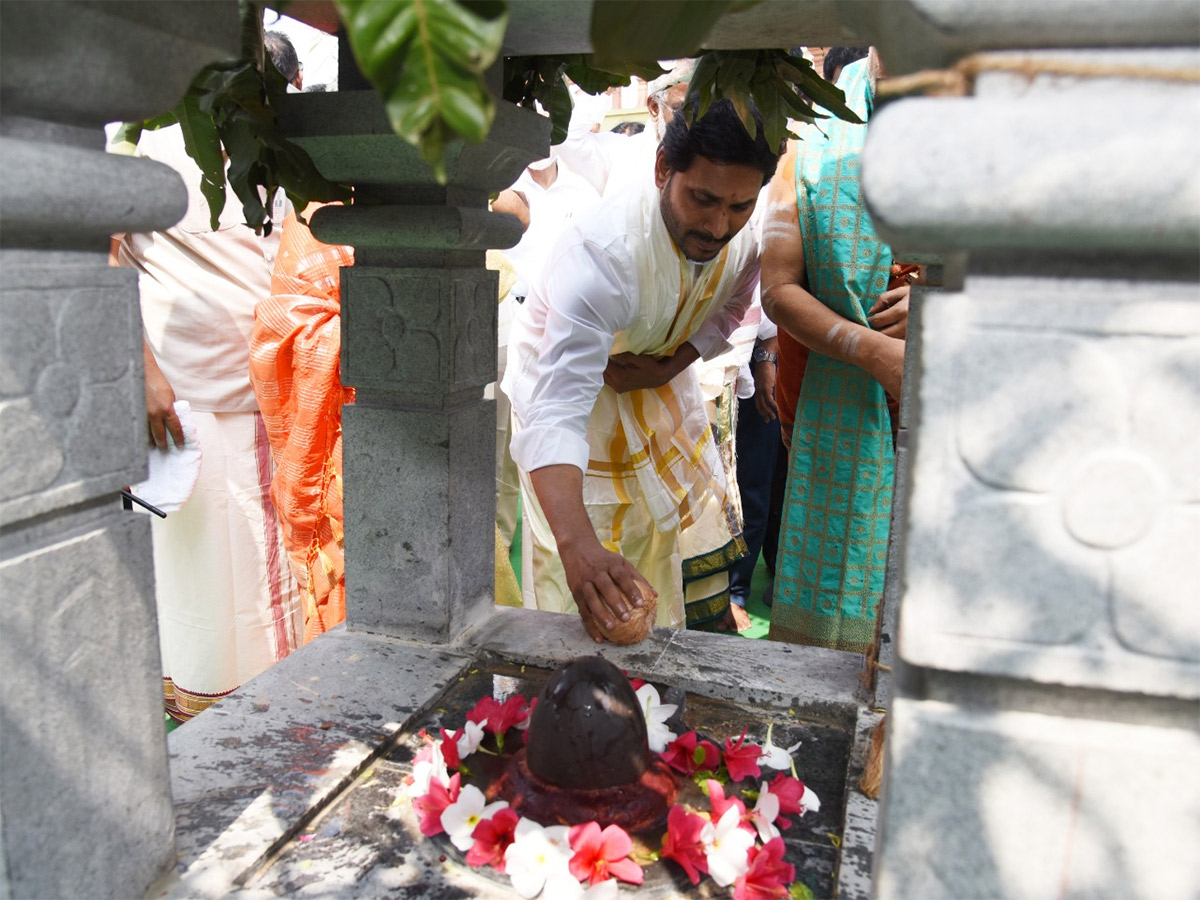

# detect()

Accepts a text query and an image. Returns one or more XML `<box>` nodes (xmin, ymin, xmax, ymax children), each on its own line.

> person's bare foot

<box><xmin>724</xmin><ymin>603</ymin><xmax>753</xmax><ymax>633</ymax></box>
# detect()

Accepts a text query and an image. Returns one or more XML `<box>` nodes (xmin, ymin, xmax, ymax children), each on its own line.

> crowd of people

<box><xmin>115</xmin><ymin>41</ymin><xmax>909</xmax><ymax>724</ymax></box>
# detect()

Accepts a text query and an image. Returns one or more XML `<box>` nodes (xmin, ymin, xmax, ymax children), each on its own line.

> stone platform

<box><xmin>154</xmin><ymin>610</ymin><xmax>874</xmax><ymax>899</ymax></box>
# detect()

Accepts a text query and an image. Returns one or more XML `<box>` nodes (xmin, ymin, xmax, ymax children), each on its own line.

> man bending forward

<box><xmin>502</xmin><ymin>99</ymin><xmax>780</xmax><ymax>642</ymax></box>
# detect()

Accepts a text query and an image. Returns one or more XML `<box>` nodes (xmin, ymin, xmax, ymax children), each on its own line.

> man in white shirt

<box><xmin>502</xmin><ymin>99</ymin><xmax>781</xmax><ymax>642</ymax></box>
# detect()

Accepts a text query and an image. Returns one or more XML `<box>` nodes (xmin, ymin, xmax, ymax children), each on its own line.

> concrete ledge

<box><xmin>465</xmin><ymin>606</ymin><xmax>865</xmax><ymax>727</ymax></box>
<box><xmin>837</xmin><ymin>708</ymin><xmax>885</xmax><ymax>900</ymax></box>
<box><xmin>164</xmin><ymin>629</ymin><xmax>473</xmax><ymax>898</ymax></box>
<box><xmin>863</xmin><ymin>92</ymin><xmax>1199</xmax><ymax>253</ymax></box>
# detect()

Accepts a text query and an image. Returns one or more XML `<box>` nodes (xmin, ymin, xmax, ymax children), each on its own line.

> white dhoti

<box><xmin>152</xmin><ymin>410</ymin><xmax>301</xmax><ymax>721</ymax></box>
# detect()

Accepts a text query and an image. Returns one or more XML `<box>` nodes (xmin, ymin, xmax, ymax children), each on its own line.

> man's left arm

<box><xmin>602</xmin><ymin>250</ymin><xmax>758</xmax><ymax>395</ymax></box>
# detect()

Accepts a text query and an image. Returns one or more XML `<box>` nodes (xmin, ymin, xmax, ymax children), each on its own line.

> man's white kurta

<box><xmin>501</xmin><ymin>177</ymin><xmax>760</xmax><ymax>623</ymax></box>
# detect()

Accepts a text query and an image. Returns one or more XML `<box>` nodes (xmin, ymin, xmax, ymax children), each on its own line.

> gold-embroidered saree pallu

<box><xmin>522</xmin><ymin>184</ymin><xmax>751</xmax><ymax>628</ymax></box>
<box><xmin>769</xmin><ymin>61</ymin><xmax>895</xmax><ymax>654</ymax></box>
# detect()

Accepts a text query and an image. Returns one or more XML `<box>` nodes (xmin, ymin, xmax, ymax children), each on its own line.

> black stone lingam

<box><xmin>492</xmin><ymin>656</ymin><xmax>677</xmax><ymax>832</ymax></box>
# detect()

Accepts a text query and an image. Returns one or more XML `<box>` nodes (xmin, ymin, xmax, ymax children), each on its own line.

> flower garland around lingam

<box><xmin>403</xmin><ymin>676</ymin><xmax>821</xmax><ymax>900</ymax></box>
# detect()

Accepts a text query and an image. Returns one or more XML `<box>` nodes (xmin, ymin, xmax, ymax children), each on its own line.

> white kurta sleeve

<box><xmin>509</xmin><ymin>235</ymin><xmax>635</xmax><ymax>474</ymax></box>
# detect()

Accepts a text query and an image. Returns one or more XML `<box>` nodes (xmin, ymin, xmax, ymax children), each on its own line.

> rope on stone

<box><xmin>879</xmin><ymin>52</ymin><xmax>1200</xmax><ymax>99</ymax></box>
<box><xmin>858</xmin><ymin>714</ymin><xmax>887</xmax><ymax>800</ymax></box>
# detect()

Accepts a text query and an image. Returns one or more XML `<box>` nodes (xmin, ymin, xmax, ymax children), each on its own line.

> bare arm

<box><xmin>491</xmin><ymin>189</ymin><xmax>530</xmax><ymax>232</ymax></box>
<box><xmin>603</xmin><ymin>341</ymin><xmax>700</xmax><ymax>394</ymax></box>
<box><xmin>143</xmin><ymin>339</ymin><xmax>184</xmax><ymax>449</ymax></box>
<box><xmin>528</xmin><ymin>464</ymin><xmax>656</xmax><ymax>642</ymax></box>
<box><xmin>752</xmin><ymin>335</ymin><xmax>780</xmax><ymax>422</ymax></box>
<box><xmin>760</xmin><ymin>145</ymin><xmax>906</xmax><ymax>399</ymax></box>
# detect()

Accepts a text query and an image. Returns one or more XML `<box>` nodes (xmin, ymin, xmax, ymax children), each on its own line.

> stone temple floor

<box><xmin>154</xmin><ymin>609</ymin><xmax>879</xmax><ymax>899</ymax></box>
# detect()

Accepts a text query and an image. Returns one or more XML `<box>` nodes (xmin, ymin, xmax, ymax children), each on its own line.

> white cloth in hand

<box><xmin>130</xmin><ymin>400</ymin><xmax>202</xmax><ymax>514</ymax></box>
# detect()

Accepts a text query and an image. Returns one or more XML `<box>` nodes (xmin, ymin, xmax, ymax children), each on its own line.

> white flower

<box><xmin>504</xmin><ymin>817</ymin><xmax>574</xmax><ymax>898</ymax></box>
<box><xmin>749</xmin><ymin>782</ymin><xmax>781</xmax><ymax>843</ymax></box>
<box><xmin>800</xmin><ymin>782</ymin><xmax>821</xmax><ymax>815</ymax></box>
<box><xmin>757</xmin><ymin>723</ymin><xmax>802</xmax><ymax>770</ymax></box>
<box><xmin>701</xmin><ymin>805</ymin><xmax>755</xmax><ymax>887</ymax></box>
<box><xmin>634</xmin><ymin>684</ymin><xmax>678</xmax><ymax>753</ymax></box>
<box><xmin>405</xmin><ymin>742</ymin><xmax>448</xmax><ymax>798</ymax></box>
<box><xmin>440</xmin><ymin>784</ymin><xmax>508</xmax><ymax>851</ymax></box>
<box><xmin>455</xmin><ymin>720</ymin><xmax>487</xmax><ymax>759</ymax></box>
<box><xmin>545</xmin><ymin>872</ymin><xmax>620</xmax><ymax>899</ymax></box>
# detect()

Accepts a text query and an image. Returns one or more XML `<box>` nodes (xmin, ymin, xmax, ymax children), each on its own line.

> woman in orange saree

<box><xmin>250</xmin><ymin>208</ymin><xmax>354</xmax><ymax>642</ymax></box>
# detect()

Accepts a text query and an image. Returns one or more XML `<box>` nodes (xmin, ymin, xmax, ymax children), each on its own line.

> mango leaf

<box><xmin>503</xmin><ymin>55</ymin><xmax>661</xmax><ymax>147</ymax></box>
<box><xmin>686</xmin><ymin>49</ymin><xmax>860</xmax><ymax>149</ymax></box>
<box><xmin>562</xmin><ymin>56</ymin><xmax>663</xmax><ymax>95</ymax></box>
<box><xmin>118</xmin><ymin>0</ymin><xmax>351</xmax><ymax>235</ymax></box>
<box><xmin>175</xmin><ymin>93</ymin><xmax>227</xmax><ymax>231</ymax></box>
<box><xmin>222</xmin><ymin>116</ymin><xmax>271</xmax><ymax>233</ymax></box>
<box><xmin>335</xmin><ymin>0</ymin><xmax>507</xmax><ymax>181</ymax></box>
<box><xmin>590</xmin><ymin>0</ymin><xmax>736</xmax><ymax>68</ymax></box>
<box><xmin>776</xmin><ymin>54</ymin><xmax>862</xmax><ymax>123</ymax></box>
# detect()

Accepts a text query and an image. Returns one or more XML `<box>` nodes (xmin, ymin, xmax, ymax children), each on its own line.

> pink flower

<box><xmin>705</xmin><ymin>779</ymin><xmax>753</xmax><ymax>837</ymax></box>
<box><xmin>660</xmin><ymin>805</ymin><xmax>709</xmax><ymax>885</ymax></box>
<box><xmin>662</xmin><ymin>731</ymin><xmax>721</xmax><ymax>776</ymax></box>
<box><xmin>723</xmin><ymin>729</ymin><xmax>764</xmax><ymax>783</ymax></box>
<box><xmin>466</xmin><ymin>807</ymin><xmax>519</xmax><ymax>873</ymax></box>
<box><xmin>413</xmin><ymin>772</ymin><xmax>461</xmax><ymax>836</ymax></box>
<box><xmin>567</xmin><ymin>821</ymin><xmax>644</xmax><ymax>886</ymax></box>
<box><xmin>734</xmin><ymin>837</ymin><xmax>795</xmax><ymax>899</ymax></box>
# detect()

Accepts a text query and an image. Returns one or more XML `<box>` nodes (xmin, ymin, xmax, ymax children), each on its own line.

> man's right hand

<box><xmin>529</xmin><ymin>464</ymin><xmax>659</xmax><ymax>642</ymax></box>
<box><xmin>558</xmin><ymin>535</ymin><xmax>658</xmax><ymax>643</ymax></box>
<box><xmin>143</xmin><ymin>340</ymin><xmax>184</xmax><ymax>450</ymax></box>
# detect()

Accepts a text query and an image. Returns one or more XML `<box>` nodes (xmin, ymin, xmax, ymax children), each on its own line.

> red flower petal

<box><xmin>465</xmin><ymin>807</ymin><xmax>518</xmax><ymax>873</ymax></box>
<box><xmin>724</xmin><ymin>729</ymin><xmax>764</xmax><ymax>783</ymax></box>
<box><xmin>438</xmin><ymin>728</ymin><xmax>461</xmax><ymax>769</ymax></box>
<box><xmin>663</xmin><ymin>732</ymin><xmax>701</xmax><ymax>775</ymax></box>
<box><xmin>769</xmin><ymin>773</ymin><xmax>806</xmax><ymax>816</ymax></box>
<box><xmin>706</xmin><ymin>779</ymin><xmax>746</xmax><ymax>824</ymax></box>
<box><xmin>412</xmin><ymin>773</ymin><xmax>461</xmax><ymax>837</ymax></box>
<box><xmin>734</xmin><ymin>836</ymin><xmax>795</xmax><ymax>900</ymax></box>
<box><xmin>598</xmin><ymin>824</ymin><xmax>633</xmax><ymax>861</ymax></box>
<box><xmin>660</xmin><ymin>805</ymin><xmax>709</xmax><ymax>886</ymax></box>
<box><xmin>608</xmin><ymin>857</ymin><xmax>645</xmax><ymax>885</ymax></box>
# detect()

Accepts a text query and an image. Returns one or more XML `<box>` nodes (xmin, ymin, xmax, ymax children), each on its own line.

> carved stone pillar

<box><xmin>281</xmin><ymin>89</ymin><xmax>543</xmax><ymax>642</ymax></box>
<box><xmin>0</xmin><ymin>3</ymin><xmax>239</xmax><ymax>896</ymax></box>
<box><xmin>864</xmin><ymin>4</ymin><xmax>1200</xmax><ymax>897</ymax></box>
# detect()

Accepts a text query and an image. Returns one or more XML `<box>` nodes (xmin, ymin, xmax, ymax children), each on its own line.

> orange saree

<box><xmin>250</xmin><ymin>209</ymin><xmax>354</xmax><ymax>642</ymax></box>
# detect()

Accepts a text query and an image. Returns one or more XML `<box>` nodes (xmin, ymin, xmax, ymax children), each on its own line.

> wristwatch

<box><xmin>751</xmin><ymin>347</ymin><xmax>778</xmax><ymax>365</ymax></box>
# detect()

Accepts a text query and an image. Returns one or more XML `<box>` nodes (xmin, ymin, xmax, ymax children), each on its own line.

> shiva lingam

<box><xmin>490</xmin><ymin>656</ymin><xmax>678</xmax><ymax>832</ymax></box>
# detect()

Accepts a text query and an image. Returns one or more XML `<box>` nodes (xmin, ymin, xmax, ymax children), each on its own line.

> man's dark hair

<box><xmin>660</xmin><ymin>98</ymin><xmax>780</xmax><ymax>187</ymax></box>
<box><xmin>824</xmin><ymin>46</ymin><xmax>869</xmax><ymax>83</ymax></box>
<box><xmin>265</xmin><ymin>31</ymin><xmax>300</xmax><ymax>84</ymax></box>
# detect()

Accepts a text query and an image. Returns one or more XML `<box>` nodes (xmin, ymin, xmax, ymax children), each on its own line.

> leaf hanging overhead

<box><xmin>687</xmin><ymin>50</ymin><xmax>863</xmax><ymax>151</ymax></box>
<box><xmin>334</xmin><ymin>0</ymin><xmax>508</xmax><ymax>181</ymax></box>
<box><xmin>121</xmin><ymin>0</ymin><xmax>351</xmax><ymax>235</ymax></box>
<box><xmin>503</xmin><ymin>55</ymin><xmax>664</xmax><ymax>146</ymax></box>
